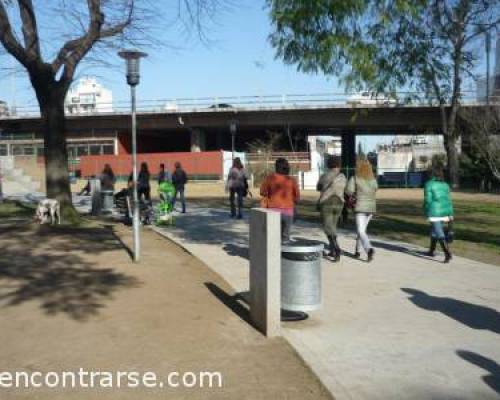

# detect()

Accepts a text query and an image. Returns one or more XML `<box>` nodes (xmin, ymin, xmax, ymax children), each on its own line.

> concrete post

<box><xmin>90</xmin><ymin>178</ymin><xmax>102</xmax><ymax>216</ymax></box>
<box><xmin>341</xmin><ymin>132</ymin><xmax>356</xmax><ymax>178</ymax></box>
<box><xmin>249</xmin><ymin>208</ymin><xmax>281</xmax><ymax>337</ymax></box>
<box><xmin>190</xmin><ymin>128</ymin><xmax>206</xmax><ymax>152</ymax></box>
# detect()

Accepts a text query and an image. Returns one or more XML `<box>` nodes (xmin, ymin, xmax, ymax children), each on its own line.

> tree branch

<box><xmin>53</xmin><ymin>0</ymin><xmax>134</xmax><ymax>80</ymax></box>
<box><xmin>0</xmin><ymin>1</ymin><xmax>29</xmax><ymax>67</ymax></box>
<box><xmin>17</xmin><ymin>0</ymin><xmax>41</xmax><ymax>60</ymax></box>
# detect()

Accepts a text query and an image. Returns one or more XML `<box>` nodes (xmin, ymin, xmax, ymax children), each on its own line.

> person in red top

<box><xmin>260</xmin><ymin>158</ymin><xmax>300</xmax><ymax>242</ymax></box>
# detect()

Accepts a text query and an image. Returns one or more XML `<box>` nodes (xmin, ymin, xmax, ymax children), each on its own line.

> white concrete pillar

<box><xmin>249</xmin><ymin>208</ymin><xmax>281</xmax><ymax>337</ymax></box>
<box><xmin>190</xmin><ymin>128</ymin><xmax>206</xmax><ymax>152</ymax></box>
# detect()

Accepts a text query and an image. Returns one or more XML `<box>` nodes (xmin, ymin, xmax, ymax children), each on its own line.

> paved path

<box><xmin>0</xmin><ymin>221</ymin><xmax>330</xmax><ymax>399</ymax></box>
<box><xmin>154</xmin><ymin>206</ymin><xmax>500</xmax><ymax>400</ymax></box>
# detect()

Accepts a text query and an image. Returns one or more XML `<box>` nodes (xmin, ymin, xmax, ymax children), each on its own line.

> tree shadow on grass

<box><xmin>0</xmin><ymin>224</ymin><xmax>140</xmax><ymax>321</ymax></box>
<box><xmin>457</xmin><ymin>350</ymin><xmax>500</xmax><ymax>395</ymax></box>
<box><xmin>402</xmin><ymin>288</ymin><xmax>500</xmax><ymax>334</ymax></box>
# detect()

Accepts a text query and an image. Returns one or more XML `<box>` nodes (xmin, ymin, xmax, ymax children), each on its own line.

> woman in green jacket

<box><xmin>424</xmin><ymin>166</ymin><xmax>454</xmax><ymax>263</ymax></box>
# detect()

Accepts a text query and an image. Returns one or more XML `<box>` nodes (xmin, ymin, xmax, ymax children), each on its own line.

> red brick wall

<box><xmin>79</xmin><ymin>151</ymin><xmax>224</xmax><ymax>178</ymax></box>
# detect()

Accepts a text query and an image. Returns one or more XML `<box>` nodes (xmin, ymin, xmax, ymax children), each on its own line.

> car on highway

<box><xmin>347</xmin><ymin>91</ymin><xmax>398</xmax><ymax>106</ymax></box>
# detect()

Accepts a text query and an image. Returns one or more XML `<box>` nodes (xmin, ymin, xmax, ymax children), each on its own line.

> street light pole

<box><xmin>119</xmin><ymin>50</ymin><xmax>147</xmax><ymax>263</ymax></box>
<box><xmin>130</xmin><ymin>83</ymin><xmax>140</xmax><ymax>261</ymax></box>
<box><xmin>229</xmin><ymin>120</ymin><xmax>238</xmax><ymax>160</ymax></box>
<box><xmin>486</xmin><ymin>30</ymin><xmax>491</xmax><ymax>105</ymax></box>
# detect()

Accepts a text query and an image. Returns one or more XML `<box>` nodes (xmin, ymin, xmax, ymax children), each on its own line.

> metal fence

<box><xmin>0</xmin><ymin>91</ymin><xmax>494</xmax><ymax>119</ymax></box>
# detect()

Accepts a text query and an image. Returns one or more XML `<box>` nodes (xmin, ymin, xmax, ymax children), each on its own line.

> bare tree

<box><xmin>0</xmin><ymin>0</ymin><xmax>221</xmax><ymax>220</ymax></box>
<box><xmin>460</xmin><ymin>106</ymin><xmax>500</xmax><ymax>182</ymax></box>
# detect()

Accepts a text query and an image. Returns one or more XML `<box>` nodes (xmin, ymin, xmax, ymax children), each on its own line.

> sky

<box><xmin>0</xmin><ymin>0</ymin><xmax>494</xmax><ymax>152</ymax></box>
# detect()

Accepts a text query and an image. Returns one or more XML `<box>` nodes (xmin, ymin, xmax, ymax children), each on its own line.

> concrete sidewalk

<box><xmin>154</xmin><ymin>206</ymin><xmax>500</xmax><ymax>400</ymax></box>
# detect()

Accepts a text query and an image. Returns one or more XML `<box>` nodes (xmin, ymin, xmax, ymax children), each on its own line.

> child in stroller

<box><xmin>156</xmin><ymin>181</ymin><xmax>176</xmax><ymax>225</ymax></box>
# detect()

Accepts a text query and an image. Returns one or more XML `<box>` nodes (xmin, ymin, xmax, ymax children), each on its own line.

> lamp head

<box><xmin>118</xmin><ymin>50</ymin><xmax>148</xmax><ymax>86</ymax></box>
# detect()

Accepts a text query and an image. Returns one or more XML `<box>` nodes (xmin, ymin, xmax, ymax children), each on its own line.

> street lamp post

<box><xmin>229</xmin><ymin>120</ymin><xmax>238</xmax><ymax>160</ymax></box>
<box><xmin>118</xmin><ymin>50</ymin><xmax>147</xmax><ymax>263</ymax></box>
<box><xmin>485</xmin><ymin>30</ymin><xmax>491</xmax><ymax>105</ymax></box>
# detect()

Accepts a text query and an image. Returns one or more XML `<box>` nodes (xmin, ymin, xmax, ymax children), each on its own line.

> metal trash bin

<box><xmin>101</xmin><ymin>190</ymin><xmax>114</xmax><ymax>212</ymax></box>
<box><xmin>281</xmin><ymin>240</ymin><xmax>324</xmax><ymax>313</ymax></box>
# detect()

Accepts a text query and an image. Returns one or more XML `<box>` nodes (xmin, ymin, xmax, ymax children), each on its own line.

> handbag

<box><xmin>344</xmin><ymin>177</ymin><xmax>357</xmax><ymax>209</ymax></box>
<box><xmin>445</xmin><ymin>220</ymin><xmax>455</xmax><ymax>243</ymax></box>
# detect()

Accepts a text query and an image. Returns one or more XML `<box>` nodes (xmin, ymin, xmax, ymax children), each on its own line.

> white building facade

<box><xmin>65</xmin><ymin>77</ymin><xmax>113</xmax><ymax>114</ymax></box>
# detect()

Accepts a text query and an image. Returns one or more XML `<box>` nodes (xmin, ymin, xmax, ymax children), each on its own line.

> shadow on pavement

<box><xmin>0</xmin><ymin>224</ymin><xmax>140</xmax><ymax>320</ymax></box>
<box><xmin>402</xmin><ymin>288</ymin><xmax>500</xmax><ymax>334</ymax></box>
<box><xmin>457</xmin><ymin>350</ymin><xmax>500</xmax><ymax>395</ymax></box>
<box><xmin>222</xmin><ymin>243</ymin><xmax>249</xmax><ymax>260</ymax></box>
<box><xmin>372</xmin><ymin>240</ymin><xmax>443</xmax><ymax>263</ymax></box>
<box><xmin>204</xmin><ymin>282</ymin><xmax>252</xmax><ymax>327</ymax></box>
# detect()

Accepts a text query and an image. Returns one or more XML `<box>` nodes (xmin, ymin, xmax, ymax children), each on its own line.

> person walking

<box><xmin>226</xmin><ymin>157</ymin><xmax>248</xmax><ymax>219</ymax></box>
<box><xmin>158</xmin><ymin>163</ymin><xmax>171</xmax><ymax>184</ymax></box>
<box><xmin>424</xmin><ymin>166</ymin><xmax>454</xmax><ymax>263</ymax></box>
<box><xmin>346</xmin><ymin>159</ymin><xmax>378</xmax><ymax>262</ymax></box>
<box><xmin>171</xmin><ymin>161</ymin><xmax>188</xmax><ymax>213</ymax></box>
<box><xmin>260</xmin><ymin>158</ymin><xmax>300</xmax><ymax>242</ymax></box>
<box><xmin>317</xmin><ymin>155</ymin><xmax>346</xmax><ymax>262</ymax></box>
<box><xmin>137</xmin><ymin>162</ymin><xmax>151</xmax><ymax>202</ymax></box>
<box><xmin>100</xmin><ymin>164</ymin><xmax>116</xmax><ymax>192</ymax></box>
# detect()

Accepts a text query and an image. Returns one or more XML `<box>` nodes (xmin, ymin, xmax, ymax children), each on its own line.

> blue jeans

<box><xmin>430</xmin><ymin>221</ymin><xmax>445</xmax><ymax>239</ymax></box>
<box><xmin>172</xmin><ymin>186</ymin><xmax>185</xmax><ymax>213</ymax></box>
<box><xmin>230</xmin><ymin>188</ymin><xmax>244</xmax><ymax>217</ymax></box>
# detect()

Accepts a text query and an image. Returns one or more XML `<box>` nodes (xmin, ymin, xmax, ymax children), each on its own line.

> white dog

<box><xmin>35</xmin><ymin>199</ymin><xmax>61</xmax><ymax>225</ymax></box>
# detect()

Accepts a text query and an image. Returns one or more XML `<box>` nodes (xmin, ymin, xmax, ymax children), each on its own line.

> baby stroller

<box><xmin>156</xmin><ymin>181</ymin><xmax>176</xmax><ymax>225</ymax></box>
<box><xmin>114</xmin><ymin>188</ymin><xmax>154</xmax><ymax>226</ymax></box>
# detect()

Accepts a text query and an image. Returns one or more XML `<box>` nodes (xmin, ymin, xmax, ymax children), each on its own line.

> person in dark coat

<box><xmin>171</xmin><ymin>162</ymin><xmax>188</xmax><ymax>213</ymax></box>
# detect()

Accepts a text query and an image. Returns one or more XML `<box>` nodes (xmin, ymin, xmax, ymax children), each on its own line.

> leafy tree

<box><xmin>0</xmin><ymin>0</ymin><xmax>220</xmax><ymax>220</ymax></box>
<box><xmin>267</xmin><ymin>0</ymin><xmax>500</xmax><ymax>188</ymax></box>
<box><xmin>460</xmin><ymin>106</ymin><xmax>500</xmax><ymax>182</ymax></box>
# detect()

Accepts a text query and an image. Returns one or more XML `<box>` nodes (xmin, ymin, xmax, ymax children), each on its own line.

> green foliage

<box><xmin>267</xmin><ymin>0</ymin><xmax>500</xmax><ymax>100</ymax></box>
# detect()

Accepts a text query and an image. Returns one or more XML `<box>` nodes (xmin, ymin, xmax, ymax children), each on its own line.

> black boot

<box><xmin>439</xmin><ymin>240</ymin><xmax>452</xmax><ymax>263</ymax></box>
<box><xmin>427</xmin><ymin>238</ymin><xmax>437</xmax><ymax>257</ymax></box>
<box><xmin>326</xmin><ymin>235</ymin><xmax>339</xmax><ymax>262</ymax></box>
<box><xmin>332</xmin><ymin>235</ymin><xmax>342</xmax><ymax>262</ymax></box>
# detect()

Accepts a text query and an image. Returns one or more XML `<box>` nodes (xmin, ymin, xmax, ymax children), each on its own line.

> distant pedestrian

<box><xmin>260</xmin><ymin>158</ymin><xmax>300</xmax><ymax>242</ymax></box>
<box><xmin>346</xmin><ymin>159</ymin><xmax>378</xmax><ymax>262</ymax></box>
<box><xmin>317</xmin><ymin>155</ymin><xmax>346</xmax><ymax>262</ymax></box>
<box><xmin>171</xmin><ymin>161</ymin><xmax>188</xmax><ymax>213</ymax></box>
<box><xmin>137</xmin><ymin>162</ymin><xmax>151</xmax><ymax>202</ymax></box>
<box><xmin>226</xmin><ymin>157</ymin><xmax>249</xmax><ymax>219</ymax></box>
<box><xmin>78</xmin><ymin>175</ymin><xmax>94</xmax><ymax>196</ymax></box>
<box><xmin>100</xmin><ymin>164</ymin><xmax>116</xmax><ymax>192</ymax></box>
<box><xmin>158</xmin><ymin>163</ymin><xmax>171</xmax><ymax>184</ymax></box>
<box><xmin>424</xmin><ymin>166</ymin><xmax>453</xmax><ymax>263</ymax></box>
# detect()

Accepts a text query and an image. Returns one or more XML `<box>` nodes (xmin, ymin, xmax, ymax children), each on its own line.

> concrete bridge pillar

<box><xmin>190</xmin><ymin>128</ymin><xmax>206</xmax><ymax>152</ymax></box>
<box><xmin>341</xmin><ymin>132</ymin><xmax>356</xmax><ymax>178</ymax></box>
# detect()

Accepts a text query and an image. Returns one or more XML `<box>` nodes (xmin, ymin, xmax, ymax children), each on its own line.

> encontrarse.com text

<box><xmin>0</xmin><ymin>370</ymin><xmax>223</xmax><ymax>389</ymax></box>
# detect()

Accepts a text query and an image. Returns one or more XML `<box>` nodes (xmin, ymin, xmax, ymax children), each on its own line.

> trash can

<box><xmin>101</xmin><ymin>190</ymin><xmax>114</xmax><ymax>212</ymax></box>
<box><xmin>281</xmin><ymin>239</ymin><xmax>324</xmax><ymax>313</ymax></box>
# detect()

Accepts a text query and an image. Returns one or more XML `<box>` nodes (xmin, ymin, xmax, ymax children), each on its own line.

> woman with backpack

<box><xmin>317</xmin><ymin>155</ymin><xmax>346</xmax><ymax>262</ymax></box>
<box><xmin>346</xmin><ymin>159</ymin><xmax>378</xmax><ymax>262</ymax></box>
<box><xmin>424</xmin><ymin>166</ymin><xmax>454</xmax><ymax>263</ymax></box>
<box><xmin>226</xmin><ymin>157</ymin><xmax>248</xmax><ymax>219</ymax></box>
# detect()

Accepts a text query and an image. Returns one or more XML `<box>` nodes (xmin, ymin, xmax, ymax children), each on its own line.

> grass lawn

<box><xmin>0</xmin><ymin>200</ymin><xmax>36</xmax><ymax>220</ymax></box>
<box><xmin>187</xmin><ymin>185</ymin><xmax>500</xmax><ymax>266</ymax></box>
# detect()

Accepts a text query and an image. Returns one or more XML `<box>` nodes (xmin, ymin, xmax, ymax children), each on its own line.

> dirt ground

<box><xmin>0</xmin><ymin>221</ymin><xmax>331</xmax><ymax>399</ymax></box>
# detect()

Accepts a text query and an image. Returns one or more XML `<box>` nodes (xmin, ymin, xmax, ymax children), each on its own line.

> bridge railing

<box><xmin>0</xmin><ymin>91</ymin><xmax>495</xmax><ymax>119</ymax></box>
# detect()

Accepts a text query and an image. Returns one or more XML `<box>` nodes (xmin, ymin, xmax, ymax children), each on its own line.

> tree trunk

<box><xmin>32</xmin><ymin>72</ymin><xmax>79</xmax><ymax>223</ymax></box>
<box><xmin>444</xmin><ymin>134</ymin><xmax>460</xmax><ymax>189</ymax></box>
